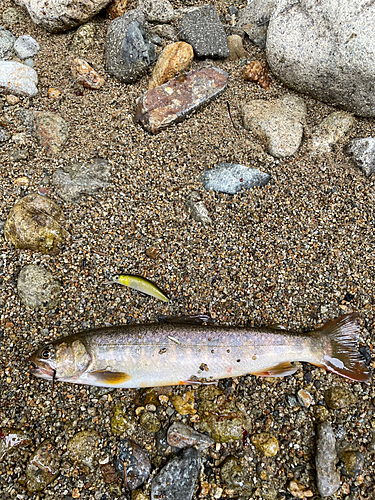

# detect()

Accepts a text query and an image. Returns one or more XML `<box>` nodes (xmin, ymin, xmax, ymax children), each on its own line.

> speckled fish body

<box><xmin>29</xmin><ymin>313</ymin><xmax>370</xmax><ymax>388</ymax></box>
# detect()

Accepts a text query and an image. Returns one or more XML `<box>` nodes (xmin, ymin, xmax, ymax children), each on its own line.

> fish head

<box><xmin>28</xmin><ymin>337</ymin><xmax>91</xmax><ymax>382</ymax></box>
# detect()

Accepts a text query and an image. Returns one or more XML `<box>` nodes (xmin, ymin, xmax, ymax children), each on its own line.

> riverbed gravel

<box><xmin>1</xmin><ymin>0</ymin><xmax>375</xmax><ymax>499</ymax></box>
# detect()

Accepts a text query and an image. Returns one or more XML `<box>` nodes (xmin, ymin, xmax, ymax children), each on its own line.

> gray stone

<box><xmin>105</xmin><ymin>10</ymin><xmax>156</xmax><ymax>83</ymax></box>
<box><xmin>238</xmin><ymin>0</ymin><xmax>276</xmax><ymax>49</ymax></box>
<box><xmin>179</xmin><ymin>4</ymin><xmax>230</xmax><ymax>59</ymax></box>
<box><xmin>138</xmin><ymin>0</ymin><xmax>174</xmax><ymax>23</ymax></box>
<box><xmin>267</xmin><ymin>0</ymin><xmax>375</xmax><ymax>117</ymax></box>
<box><xmin>346</xmin><ymin>137</ymin><xmax>375</xmax><ymax>176</ymax></box>
<box><xmin>14</xmin><ymin>35</ymin><xmax>40</xmax><ymax>60</ymax></box>
<box><xmin>52</xmin><ymin>158</ymin><xmax>112</xmax><ymax>202</ymax></box>
<box><xmin>0</xmin><ymin>26</ymin><xmax>15</xmax><ymax>60</ymax></box>
<box><xmin>135</xmin><ymin>67</ymin><xmax>228</xmax><ymax>134</ymax></box>
<box><xmin>310</xmin><ymin>111</ymin><xmax>355</xmax><ymax>155</ymax></box>
<box><xmin>67</xmin><ymin>431</ymin><xmax>100</xmax><ymax>468</ymax></box>
<box><xmin>0</xmin><ymin>61</ymin><xmax>38</xmax><ymax>97</ymax></box>
<box><xmin>15</xmin><ymin>0</ymin><xmax>112</xmax><ymax>32</ymax></box>
<box><xmin>151</xmin><ymin>447</ymin><xmax>200</xmax><ymax>500</ymax></box>
<box><xmin>203</xmin><ymin>163</ymin><xmax>271</xmax><ymax>195</ymax></box>
<box><xmin>114</xmin><ymin>439</ymin><xmax>151</xmax><ymax>490</ymax></box>
<box><xmin>242</xmin><ymin>95</ymin><xmax>306</xmax><ymax>158</ymax></box>
<box><xmin>185</xmin><ymin>191</ymin><xmax>212</xmax><ymax>226</ymax></box>
<box><xmin>17</xmin><ymin>264</ymin><xmax>61</xmax><ymax>310</ymax></box>
<box><xmin>0</xmin><ymin>127</ymin><xmax>10</xmax><ymax>142</ymax></box>
<box><xmin>167</xmin><ymin>421</ymin><xmax>214</xmax><ymax>450</ymax></box>
<box><xmin>315</xmin><ymin>422</ymin><xmax>340</xmax><ymax>497</ymax></box>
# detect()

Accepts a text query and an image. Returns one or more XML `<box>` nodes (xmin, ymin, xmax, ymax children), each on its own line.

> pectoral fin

<box><xmin>90</xmin><ymin>369</ymin><xmax>132</xmax><ymax>385</ymax></box>
<box><xmin>251</xmin><ymin>362</ymin><xmax>297</xmax><ymax>378</ymax></box>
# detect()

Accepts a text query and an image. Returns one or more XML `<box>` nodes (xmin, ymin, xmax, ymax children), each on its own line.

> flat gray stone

<box><xmin>179</xmin><ymin>4</ymin><xmax>229</xmax><ymax>58</ymax></box>
<box><xmin>203</xmin><ymin>163</ymin><xmax>271</xmax><ymax>195</ymax></box>
<box><xmin>14</xmin><ymin>34</ymin><xmax>40</xmax><ymax>60</ymax></box>
<box><xmin>242</xmin><ymin>95</ymin><xmax>306</xmax><ymax>158</ymax></box>
<box><xmin>315</xmin><ymin>422</ymin><xmax>340</xmax><ymax>497</ymax></box>
<box><xmin>346</xmin><ymin>137</ymin><xmax>375</xmax><ymax>176</ymax></box>
<box><xmin>151</xmin><ymin>448</ymin><xmax>200</xmax><ymax>500</ymax></box>
<box><xmin>52</xmin><ymin>158</ymin><xmax>112</xmax><ymax>202</ymax></box>
<box><xmin>105</xmin><ymin>10</ymin><xmax>156</xmax><ymax>84</ymax></box>
<box><xmin>0</xmin><ymin>26</ymin><xmax>16</xmax><ymax>60</ymax></box>
<box><xmin>0</xmin><ymin>61</ymin><xmax>38</xmax><ymax>97</ymax></box>
<box><xmin>267</xmin><ymin>0</ymin><xmax>375</xmax><ymax>117</ymax></box>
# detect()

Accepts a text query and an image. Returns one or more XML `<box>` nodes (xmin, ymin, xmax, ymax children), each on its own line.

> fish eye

<box><xmin>113</xmin><ymin>275</ymin><xmax>119</xmax><ymax>280</ymax></box>
<box><xmin>42</xmin><ymin>349</ymin><xmax>51</xmax><ymax>359</ymax></box>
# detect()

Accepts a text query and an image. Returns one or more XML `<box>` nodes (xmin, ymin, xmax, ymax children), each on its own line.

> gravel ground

<box><xmin>1</xmin><ymin>0</ymin><xmax>375</xmax><ymax>499</ymax></box>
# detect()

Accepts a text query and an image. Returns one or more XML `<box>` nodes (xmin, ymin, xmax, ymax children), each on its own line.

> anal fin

<box><xmin>90</xmin><ymin>369</ymin><xmax>132</xmax><ymax>385</ymax></box>
<box><xmin>251</xmin><ymin>362</ymin><xmax>297</xmax><ymax>378</ymax></box>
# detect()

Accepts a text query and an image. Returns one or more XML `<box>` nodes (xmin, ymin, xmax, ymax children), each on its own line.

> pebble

<box><xmin>171</xmin><ymin>390</ymin><xmax>196</xmax><ymax>415</ymax></box>
<box><xmin>71</xmin><ymin>58</ymin><xmax>105</xmax><ymax>89</ymax></box>
<box><xmin>110</xmin><ymin>404</ymin><xmax>134</xmax><ymax>434</ymax></box>
<box><xmin>70</xmin><ymin>22</ymin><xmax>97</xmax><ymax>55</ymax></box>
<box><xmin>220</xmin><ymin>455</ymin><xmax>252</xmax><ymax>494</ymax></box>
<box><xmin>149</xmin><ymin>41</ymin><xmax>194</xmax><ymax>90</ymax></box>
<box><xmin>4</xmin><ymin>193</ymin><xmax>69</xmax><ymax>254</ymax></box>
<box><xmin>52</xmin><ymin>158</ymin><xmax>111</xmax><ymax>202</ymax></box>
<box><xmin>114</xmin><ymin>439</ymin><xmax>151</xmax><ymax>490</ymax></box>
<box><xmin>140</xmin><ymin>411</ymin><xmax>161</xmax><ymax>433</ymax></box>
<box><xmin>17</xmin><ymin>264</ymin><xmax>61</xmax><ymax>310</ymax></box>
<box><xmin>67</xmin><ymin>430</ymin><xmax>100</xmax><ymax>468</ymax></box>
<box><xmin>2</xmin><ymin>7</ymin><xmax>27</xmax><ymax>25</ymax></box>
<box><xmin>0</xmin><ymin>126</ymin><xmax>9</xmax><ymax>142</ymax></box>
<box><xmin>196</xmin><ymin>385</ymin><xmax>251</xmax><ymax>443</ymax></box>
<box><xmin>106</xmin><ymin>0</ymin><xmax>130</xmax><ymax>20</ymax></box>
<box><xmin>339</xmin><ymin>449</ymin><xmax>365</xmax><ymax>477</ymax></box>
<box><xmin>315</xmin><ymin>421</ymin><xmax>340</xmax><ymax>497</ymax></box>
<box><xmin>106</xmin><ymin>11</ymin><xmax>155</xmax><ymax>84</ymax></box>
<box><xmin>227</xmin><ymin>34</ymin><xmax>248</xmax><ymax>61</ymax></box>
<box><xmin>202</xmin><ymin>162</ymin><xmax>271</xmax><ymax>195</ymax></box>
<box><xmin>310</xmin><ymin>111</ymin><xmax>355</xmax><ymax>154</ymax></box>
<box><xmin>48</xmin><ymin>87</ymin><xmax>62</xmax><ymax>98</ymax></box>
<box><xmin>138</xmin><ymin>0</ymin><xmax>174</xmax><ymax>23</ymax></box>
<box><xmin>26</xmin><ymin>441</ymin><xmax>60</xmax><ymax>492</ymax></box>
<box><xmin>250</xmin><ymin>432</ymin><xmax>279</xmax><ymax>457</ymax></box>
<box><xmin>0</xmin><ymin>428</ymin><xmax>32</xmax><ymax>460</ymax></box>
<box><xmin>135</xmin><ymin>67</ymin><xmax>228</xmax><ymax>133</ymax></box>
<box><xmin>5</xmin><ymin>94</ymin><xmax>19</xmax><ymax>105</ymax></box>
<box><xmin>155</xmin><ymin>427</ymin><xmax>180</xmax><ymax>456</ymax></box>
<box><xmin>185</xmin><ymin>191</ymin><xmax>212</xmax><ymax>226</ymax></box>
<box><xmin>14</xmin><ymin>34</ymin><xmax>40</xmax><ymax>60</ymax></box>
<box><xmin>151</xmin><ymin>447</ymin><xmax>200</xmax><ymax>500</ymax></box>
<box><xmin>0</xmin><ymin>60</ymin><xmax>38</xmax><ymax>97</ymax></box>
<box><xmin>151</xmin><ymin>24</ymin><xmax>177</xmax><ymax>41</ymax></box>
<box><xmin>178</xmin><ymin>4</ymin><xmax>230</xmax><ymax>58</ymax></box>
<box><xmin>166</xmin><ymin>421</ymin><xmax>214</xmax><ymax>450</ymax></box>
<box><xmin>313</xmin><ymin>405</ymin><xmax>330</xmax><ymax>421</ymax></box>
<box><xmin>346</xmin><ymin>136</ymin><xmax>375</xmax><ymax>176</ymax></box>
<box><xmin>16</xmin><ymin>0</ymin><xmax>111</xmax><ymax>32</ymax></box>
<box><xmin>287</xmin><ymin>479</ymin><xmax>313</xmax><ymax>498</ymax></box>
<box><xmin>244</xmin><ymin>60</ymin><xmax>271</xmax><ymax>91</ymax></box>
<box><xmin>297</xmin><ymin>389</ymin><xmax>314</xmax><ymax>408</ymax></box>
<box><xmin>242</xmin><ymin>95</ymin><xmax>306</xmax><ymax>158</ymax></box>
<box><xmin>34</xmin><ymin>111</ymin><xmax>69</xmax><ymax>155</ymax></box>
<box><xmin>324</xmin><ymin>385</ymin><xmax>356</xmax><ymax>409</ymax></box>
<box><xmin>0</xmin><ymin>25</ymin><xmax>15</xmax><ymax>59</ymax></box>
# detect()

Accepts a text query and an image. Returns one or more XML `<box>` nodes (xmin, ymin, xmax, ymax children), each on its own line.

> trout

<box><xmin>28</xmin><ymin>313</ymin><xmax>371</xmax><ymax>388</ymax></box>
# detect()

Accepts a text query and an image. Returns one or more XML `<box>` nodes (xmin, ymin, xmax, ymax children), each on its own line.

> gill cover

<box><xmin>54</xmin><ymin>339</ymin><xmax>91</xmax><ymax>379</ymax></box>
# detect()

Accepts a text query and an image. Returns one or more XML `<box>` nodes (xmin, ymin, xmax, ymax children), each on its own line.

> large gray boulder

<box><xmin>266</xmin><ymin>0</ymin><xmax>375</xmax><ymax>117</ymax></box>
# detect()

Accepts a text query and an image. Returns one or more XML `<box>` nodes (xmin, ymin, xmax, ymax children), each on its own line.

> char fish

<box><xmin>28</xmin><ymin>313</ymin><xmax>371</xmax><ymax>388</ymax></box>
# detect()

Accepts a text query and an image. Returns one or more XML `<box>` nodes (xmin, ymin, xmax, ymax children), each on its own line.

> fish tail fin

<box><xmin>314</xmin><ymin>313</ymin><xmax>371</xmax><ymax>382</ymax></box>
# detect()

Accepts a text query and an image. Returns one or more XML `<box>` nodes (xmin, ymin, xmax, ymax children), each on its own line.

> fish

<box><xmin>28</xmin><ymin>313</ymin><xmax>371</xmax><ymax>389</ymax></box>
<box><xmin>111</xmin><ymin>274</ymin><xmax>169</xmax><ymax>302</ymax></box>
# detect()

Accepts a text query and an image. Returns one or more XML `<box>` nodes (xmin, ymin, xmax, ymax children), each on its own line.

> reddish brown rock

<box><xmin>135</xmin><ymin>67</ymin><xmax>228</xmax><ymax>134</ymax></box>
<box><xmin>244</xmin><ymin>60</ymin><xmax>271</xmax><ymax>91</ymax></box>
<box><xmin>71</xmin><ymin>58</ymin><xmax>105</xmax><ymax>90</ymax></box>
<box><xmin>106</xmin><ymin>0</ymin><xmax>130</xmax><ymax>19</ymax></box>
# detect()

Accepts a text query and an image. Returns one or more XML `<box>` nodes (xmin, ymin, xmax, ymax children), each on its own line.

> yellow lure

<box><xmin>112</xmin><ymin>275</ymin><xmax>169</xmax><ymax>302</ymax></box>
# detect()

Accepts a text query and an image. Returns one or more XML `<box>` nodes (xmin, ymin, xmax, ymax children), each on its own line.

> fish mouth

<box><xmin>28</xmin><ymin>357</ymin><xmax>55</xmax><ymax>379</ymax></box>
